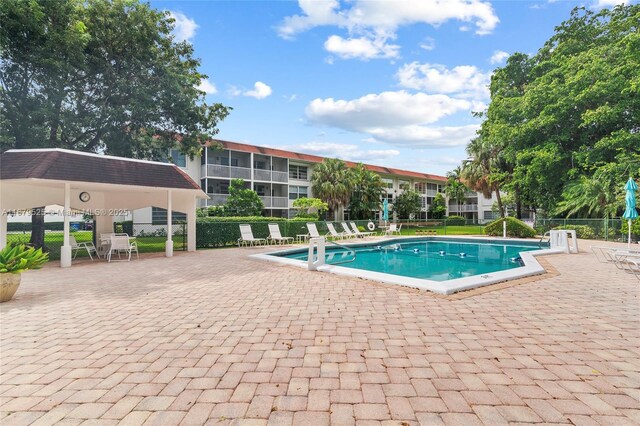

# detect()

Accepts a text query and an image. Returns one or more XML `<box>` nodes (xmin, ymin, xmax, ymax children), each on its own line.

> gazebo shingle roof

<box><xmin>0</xmin><ymin>149</ymin><xmax>201</xmax><ymax>190</ymax></box>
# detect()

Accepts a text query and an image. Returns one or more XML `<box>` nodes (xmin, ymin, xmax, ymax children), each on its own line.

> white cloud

<box><xmin>305</xmin><ymin>91</ymin><xmax>478</xmax><ymax>148</ymax></box>
<box><xmin>490</xmin><ymin>50</ymin><xmax>509</xmax><ymax>64</ymax></box>
<box><xmin>277</xmin><ymin>0</ymin><xmax>499</xmax><ymax>39</ymax></box>
<box><xmin>592</xmin><ymin>0</ymin><xmax>629</xmax><ymax>8</ymax></box>
<box><xmin>306</xmin><ymin>91</ymin><xmax>471</xmax><ymax>129</ymax></box>
<box><xmin>196</xmin><ymin>78</ymin><xmax>217</xmax><ymax>95</ymax></box>
<box><xmin>324</xmin><ymin>34</ymin><xmax>400</xmax><ymax>60</ymax></box>
<box><xmin>420</xmin><ymin>37</ymin><xmax>436</xmax><ymax>51</ymax></box>
<box><xmin>395</xmin><ymin>62</ymin><xmax>490</xmax><ymax>100</ymax></box>
<box><xmin>289</xmin><ymin>141</ymin><xmax>400</xmax><ymax>162</ymax></box>
<box><xmin>245</xmin><ymin>81</ymin><xmax>272</xmax><ymax>99</ymax></box>
<box><xmin>168</xmin><ymin>11</ymin><xmax>198</xmax><ymax>42</ymax></box>
<box><xmin>230</xmin><ymin>82</ymin><xmax>273</xmax><ymax>99</ymax></box>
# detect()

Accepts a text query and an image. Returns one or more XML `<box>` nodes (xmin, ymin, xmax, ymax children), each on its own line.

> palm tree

<box><xmin>444</xmin><ymin>166</ymin><xmax>468</xmax><ymax>216</ymax></box>
<box><xmin>311</xmin><ymin>158</ymin><xmax>353</xmax><ymax>220</ymax></box>
<box><xmin>349</xmin><ymin>164</ymin><xmax>385</xmax><ymax>219</ymax></box>
<box><xmin>461</xmin><ymin>136</ymin><xmax>506</xmax><ymax>217</ymax></box>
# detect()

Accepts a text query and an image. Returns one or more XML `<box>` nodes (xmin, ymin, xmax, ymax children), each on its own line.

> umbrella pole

<box><xmin>629</xmin><ymin>219</ymin><xmax>632</xmax><ymax>248</ymax></box>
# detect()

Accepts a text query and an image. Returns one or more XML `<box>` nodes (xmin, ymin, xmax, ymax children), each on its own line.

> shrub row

<box><xmin>552</xmin><ymin>225</ymin><xmax>596</xmax><ymax>239</ymax></box>
<box><xmin>484</xmin><ymin>217</ymin><xmax>536</xmax><ymax>238</ymax></box>
<box><xmin>444</xmin><ymin>215</ymin><xmax>466</xmax><ymax>225</ymax></box>
<box><xmin>8</xmin><ymin>221</ymin><xmax>87</xmax><ymax>232</ymax></box>
<box><xmin>195</xmin><ymin>219</ymin><xmax>372</xmax><ymax>248</ymax></box>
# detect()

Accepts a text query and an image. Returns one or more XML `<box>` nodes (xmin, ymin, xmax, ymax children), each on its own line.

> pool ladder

<box><xmin>325</xmin><ymin>239</ymin><xmax>357</xmax><ymax>265</ymax></box>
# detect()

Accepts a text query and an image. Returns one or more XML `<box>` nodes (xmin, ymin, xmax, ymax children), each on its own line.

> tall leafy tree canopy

<box><xmin>348</xmin><ymin>164</ymin><xmax>385</xmax><ymax>220</ymax></box>
<box><xmin>393</xmin><ymin>189</ymin><xmax>422</xmax><ymax>220</ymax></box>
<box><xmin>0</xmin><ymin>0</ymin><xmax>231</xmax><ymax>159</ymax></box>
<box><xmin>471</xmin><ymin>5</ymin><xmax>639</xmax><ymax>218</ymax></box>
<box><xmin>310</xmin><ymin>158</ymin><xmax>353</xmax><ymax>221</ymax></box>
<box><xmin>225</xmin><ymin>179</ymin><xmax>263</xmax><ymax>216</ymax></box>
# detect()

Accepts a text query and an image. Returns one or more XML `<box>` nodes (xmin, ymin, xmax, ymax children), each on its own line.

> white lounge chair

<box><xmin>350</xmin><ymin>222</ymin><xmax>375</xmax><ymax>238</ymax></box>
<box><xmin>326</xmin><ymin>223</ymin><xmax>346</xmax><ymax>240</ymax></box>
<box><xmin>340</xmin><ymin>222</ymin><xmax>357</xmax><ymax>239</ymax></box>
<box><xmin>306</xmin><ymin>223</ymin><xmax>323</xmax><ymax>239</ymax></box>
<box><xmin>267</xmin><ymin>223</ymin><xmax>293</xmax><ymax>245</ymax></box>
<box><xmin>238</xmin><ymin>224</ymin><xmax>267</xmax><ymax>247</ymax></box>
<box><xmin>384</xmin><ymin>223</ymin><xmax>402</xmax><ymax>236</ymax></box>
<box><xmin>70</xmin><ymin>235</ymin><xmax>99</xmax><ymax>260</ymax></box>
<box><xmin>107</xmin><ymin>234</ymin><xmax>138</xmax><ymax>262</ymax></box>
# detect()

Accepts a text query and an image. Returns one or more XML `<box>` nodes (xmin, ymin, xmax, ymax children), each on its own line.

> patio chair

<box><xmin>340</xmin><ymin>222</ymin><xmax>357</xmax><ymax>239</ymax></box>
<box><xmin>384</xmin><ymin>223</ymin><xmax>402</xmax><ymax>236</ymax></box>
<box><xmin>238</xmin><ymin>224</ymin><xmax>267</xmax><ymax>247</ymax></box>
<box><xmin>267</xmin><ymin>223</ymin><xmax>293</xmax><ymax>245</ymax></box>
<box><xmin>326</xmin><ymin>223</ymin><xmax>346</xmax><ymax>240</ymax></box>
<box><xmin>306</xmin><ymin>223</ymin><xmax>323</xmax><ymax>239</ymax></box>
<box><xmin>350</xmin><ymin>222</ymin><xmax>375</xmax><ymax>238</ymax></box>
<box><xmin>70</xmin><ymin>235</ymin><xmax>99</xmax><ymax>260</ymax></box>
<box><xmin>107</xmin><ymin>234</ymin><xmax>138</xmax><ymax>262</ymax></box>
<box><xmin>613</xmin><ymin>252</ymin><xmax>640</xmax><ymax>280</ymax></box>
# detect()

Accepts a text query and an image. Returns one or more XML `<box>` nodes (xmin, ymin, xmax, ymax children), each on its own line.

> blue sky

<box><xmin>152</xmin><ymin>0</ymin><xmax>631</xmax><ymax>176</ymax></box>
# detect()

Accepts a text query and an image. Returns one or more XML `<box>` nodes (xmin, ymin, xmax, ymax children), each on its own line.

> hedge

<box><xmin>621</xmin><ymin>217</ymin><xmax>640</xmax><ymax>238</ymax></box>
<box><xmin>195</xmin><ymin>218</ymin><xmax>372</xmax><ymax>248</ymax></box>
<box><xmin>552</xmin><ymin>225</ymin><xmax>596</xmax><ymax>239</ymax></box>
<box><xmin>484</xmin><ymin>217</ymin><xmax>536</xmax><ymax>238</ymax></box>
<box><xmin>444</xmin><ymin>215</ymin><xmax>466</xmax><ymax>226</ymax></box>
<box><xmin>7</xmin><ymin>221</ymin><xmax>86</xmax><ymax>232</ymax></box>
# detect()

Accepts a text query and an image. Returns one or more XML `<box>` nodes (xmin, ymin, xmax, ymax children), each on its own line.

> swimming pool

<box><xmin>253</xmin><ymin>237</ymin><xmax>560</xmax><ymax>295</ymax></box>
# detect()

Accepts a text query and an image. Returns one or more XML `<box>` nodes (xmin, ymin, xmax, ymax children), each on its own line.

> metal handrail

<box><xmin>325</xmin><ymin>239</ymin><xmax>357</xmax><ymax>265</ymax></box>
<box><xmin>538</xmin><ymin>231</ymin><xmax>550</xmax><ymax>248</ymax></box>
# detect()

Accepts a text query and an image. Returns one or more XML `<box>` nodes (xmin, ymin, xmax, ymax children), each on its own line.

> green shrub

<box><xmin>621</xmin><ymin>217</ymin><xmax>640</xmax><ymax>238</ymax></box>
<box><xmin>484</xmin><ymin>217</ymin><xmax>536</xmax><ymax>238</ymax></box>
<box><xmin>113</xmin><ymin>220</ymin><xmax>133</xmax><ymax>236</ymax></box>
<box><xmin>444</xmin><ymin>215</ymin><xmax>466</xmax><ymax>225</ymax></box>
<box><xmin>0</xmin><ymin>244</ymin><xmax>49</xmax><ymax>273</ymax></box>
<box><xmin>552</xmin><ymin>225</ymin><xmax>596</xmax><ymax>239</ymax></box>
<box><xmin>196</xmin><ymin>217</ymin><xmax>327</xmax><ymax>247</ymax></box>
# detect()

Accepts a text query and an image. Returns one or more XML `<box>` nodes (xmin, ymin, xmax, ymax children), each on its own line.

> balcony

<box><xmin>202</xmin><ymin>164</ymin><xmax>251</xmax><ymax>180</ymax></box>
<box><xmin>426</xmin><ymin>189</ymin><xmax>439</xmax><ymax>197</ymax></box>
<box><xmin>272</xmin><ymin>171</ymin><xmax>288</xmax><ymax>183</ymax></box>
<box><xmin>259</xmin><ymin>196</ymin><xmax>271</xmax><ymax>208</ymax></box>
<box><xmin>206</xmin><ymin>194</ymin><xmax>229</xmax><ymax>206</ymax></box>
<box><xmin>257</xmin><ymin>196</ymin><xmax>289</xmax><ymax>208</ymax></box>
<box><xmin>449</xmin><ymin>204</ymin><xmax>479</xmax><ymax>213</ymax></box>
<box><xmin>254</xmin><ymin>169</ymin><xmax>271</xmax><ymax>181</ymax></box>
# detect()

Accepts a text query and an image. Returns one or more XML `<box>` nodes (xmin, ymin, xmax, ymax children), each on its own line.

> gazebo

<box><xmin>0</xmin><ymin>149</ymin><xmax>207</xmax><ymax>267</ymax></box>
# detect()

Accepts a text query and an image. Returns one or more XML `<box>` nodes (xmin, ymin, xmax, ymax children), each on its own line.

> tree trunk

<box><xmin>494</xmin><ymin>186</ymin><xmax>504</xmax><ymax>218</ymax></box>
<box><xmin>515</xmin><ymin>185</ymin><xmax>522</xmax><ymax>219</ymax></box>
<box><xmin>29</xmin><ymin>207</ymin><xmax>46</xmax><ymax>250</ymax></box>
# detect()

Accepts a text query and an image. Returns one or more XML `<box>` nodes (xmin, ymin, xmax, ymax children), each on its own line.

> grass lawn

<box><xmin>6</xmin><ymin>230</ymin><xmax>186</xmax><ymax>260</ymax></box>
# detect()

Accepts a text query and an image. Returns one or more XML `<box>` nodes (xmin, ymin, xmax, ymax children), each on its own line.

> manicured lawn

<box><xmin>6</xmin><ymin>230</ymin><xmax>186</xmax><ymax>260</ymax></box>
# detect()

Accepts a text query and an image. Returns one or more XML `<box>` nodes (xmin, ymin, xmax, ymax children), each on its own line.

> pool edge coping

<box><xmin>249</xmin><ymin>236</ymin><xmax>565</xmax><ymax>295</ymax></box>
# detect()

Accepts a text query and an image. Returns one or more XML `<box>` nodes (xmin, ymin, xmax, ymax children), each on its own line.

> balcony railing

<box><xmin>272</xmin><ymin>197</ymin><xmax>288</xmax><ymax>208</ymax></box>
<box><xmin>448</xmin><ymin>204</ymin><xmax>479</xmax><ymax>212</ymax></box>
<box><xmin>254</xmin><ymin>169</ymin><xmax>271</xmax><ymax>181</ymax></box>
<box><xmin>206</xmin><ymin>194</ymin><xmax>229</xmax><ymax>206</ymax></box>
<box><xmin>272</xmin><ymin>171</ymin><xmax>289</xmax><ymax>183</ymax></box>
<box><xmin>259</xmin><ymin>196</ymin><xmax>271</xmax><ymax>208</ymax></box>
<box><xmin>202</xmin><ymin>164</ymin><xmax>251</xmax><ymax>180</ymax></box>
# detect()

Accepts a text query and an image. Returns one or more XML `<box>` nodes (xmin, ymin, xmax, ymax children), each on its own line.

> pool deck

<box><xmin>0</xmin><ymin>239</ymin><xmax>638</xmax><ymax>425</ymax></box>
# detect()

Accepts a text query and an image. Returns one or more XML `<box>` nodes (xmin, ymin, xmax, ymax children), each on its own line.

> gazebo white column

<box><xmin>0</xmin><ymin>212</ymin><xmax>7</xmax><ymax>250</ymax></box>
<box><xmin>165</xmin><ymin>190</ymin><xmax>173</xmax><ymax>257</ymax></box>
<box><xmin>60</xmin><ymin>183</ymin><xmax>72</xmax><ymax>267</ymax></box>
<box><xmin>187</xmin><ymin>195</ymin><xmax>196</xmax><ymax>252</ymax></box>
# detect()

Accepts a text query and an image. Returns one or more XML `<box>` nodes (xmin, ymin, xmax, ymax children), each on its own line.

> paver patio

<box><xmin>0</xmin><ymin>240</ymin><xmax>638</xmax><ymax>425</ymax></box>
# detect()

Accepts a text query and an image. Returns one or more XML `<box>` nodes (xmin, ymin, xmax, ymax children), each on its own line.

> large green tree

<box><xmin>310</xmin><ymin>159</ymin><xmax>353</xmax><ymax>221</ymax></box>
<box><xmin>0</xmin><ymin>0</ymin><xmax>231</xmax><ymax>248</ymax></box>
<box><xmin>475</xmin><ymin>5</ymin><xmax>640</xmax><ymax>218</ymax></box>
<box><xmin>225</xmin><ymin>179</ymin><xmax>264</xmax><ymax>216</ymax></box>
<box><xmin>393</xmin><ymin>190</ymin><xmax>422</xmax><ymax>220</ymax></box>
<box><xmin>444</xmin><ymin>167</ymin><xmax>468</xmax><ymax>216</ymax></box>
<box><xmin>348</xmin><ymin>164</ymin><xmax>385</xmax><ymax>220</ymax></box>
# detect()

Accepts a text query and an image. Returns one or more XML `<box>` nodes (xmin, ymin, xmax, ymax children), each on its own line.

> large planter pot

<box><xmin>0</xmin><ymin>273</ymin><xmax>22</xmax><ymax>303</ymax></box>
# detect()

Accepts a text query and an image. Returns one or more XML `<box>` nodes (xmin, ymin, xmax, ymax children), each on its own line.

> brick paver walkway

<box><xmin>1</xmin><ymin>240</ymin><xmax>638</xmax><ymax>425</ymax></box>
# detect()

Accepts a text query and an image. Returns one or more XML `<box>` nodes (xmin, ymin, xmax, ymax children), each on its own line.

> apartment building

<box><xmin>129</xmin><ymin>139</ymin><xmax>500</xmax><ymax>224</ymax></box>
<box><xmin>137</xmin><ymin>139</ymin><xmax>498</xmax><ymax>223</ymax></box>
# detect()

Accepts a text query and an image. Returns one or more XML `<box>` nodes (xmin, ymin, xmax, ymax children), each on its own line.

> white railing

<box><xmin>272</xmin><ymin>197</ymin><xmax>289</xmax><ymax>208</ymax></box>
<box><xmin>230</xmin><ymin>167</ymin><xmax>251</xmax><ymax>180</ymax></box>
<box><xmin>207</xmin><ymin>194</ymin><xmax>229</xmax><ymax>205</ymax></box>
<box><xmin>259</xmin><ymin>196</ymin><xmax>272</xmax><ymax>208</ymax></box>
<box><xmin>254</xmin><ymin>169</ymin><xmax>271</xmax><ymax>181</ymax></box>
<box><xmin>449</xmin><ymin>204</ymin><xmax>479</xmax><ymax>212</ymax></box>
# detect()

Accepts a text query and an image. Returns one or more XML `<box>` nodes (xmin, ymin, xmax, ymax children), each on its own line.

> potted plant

<box><xmin>0</xmin><ymin>244</ymin><xmax>49</xmax><ymax>303</ymax></box>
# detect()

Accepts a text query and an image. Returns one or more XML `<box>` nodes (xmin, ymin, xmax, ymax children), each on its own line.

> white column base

<box><xmin>60</xmin><ymin>245</ymin><xmax>72</xmax><ymax>267</ymax></box>
<box><xmin>165</xmin><ymin>241</ymin><xmax>173</xmax><ymax>257</ymax></box>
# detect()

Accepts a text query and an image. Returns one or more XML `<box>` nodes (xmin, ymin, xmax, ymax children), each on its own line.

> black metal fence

<box><xmin>533</xmin><ymin>217</ymin><xmax>631</xmax><ymax>242</ymax></box>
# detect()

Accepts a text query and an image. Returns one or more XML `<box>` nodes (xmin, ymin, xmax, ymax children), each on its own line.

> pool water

<box><xmin>274</xmin><ymin>238</ymin><xmax>543</xmax><ymax>282</ymax></box>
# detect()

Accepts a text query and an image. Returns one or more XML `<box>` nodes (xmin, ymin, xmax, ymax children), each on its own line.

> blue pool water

<box><xmin>273</xmin><ymin>238</ymin><xmax>544</xmax><ymax>282</ymax></box>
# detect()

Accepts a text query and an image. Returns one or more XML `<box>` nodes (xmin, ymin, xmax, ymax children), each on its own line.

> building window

<box><xmin>289</xmin><ymin>185</ymin><xmax>308</xmax><ymax>200</ymax></box>
<box><xmin>483</xmin><ymin>211</ymin><xmax>498</xmax><ymax>220</ymax></box>
<box><xmin>399</xmin><ymin>180</ymin><xmax>410</xmax><ymax>190</ymax></box>
<box><xmin>254</xmin><ymin>184</ymin><xmax>269</xmax><ymax>196</ymax></box>
<box><xmin>415</xmin><ymin>182</ymin><xmax>426</xmax><ymax>193</ymax></box>
<box><xmin>254</xmin><ymin>160</ymin><xmax>268</xmax><ymax>170</ymax></box>
<box><xmin>382</xmin><ymin>193</ymin><xmax>393</xmax><ymax>203</ymax></box>
<box><xmin>152</xmin><ymin>207</ymin><xmax>186</xmax><ymax>225</ymax></box>
<box><xmin>170</xmin><ymin>149</ymin><xmax>186</xmax><ymax>168</ymax></box>
<box><xmin>289</xmin><ymin>165</ymin><xmax>308</xmax><ymax>180</ymax></box>
<box><xmin>382</xmin><ymin>178</ymin><xmax>393</xmax><ymax>189</ymax></box>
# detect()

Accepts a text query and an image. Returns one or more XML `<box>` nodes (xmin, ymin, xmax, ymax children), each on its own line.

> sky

<box><xmin>152</xmin><ymin>0</ymin><xmax>631</xmax><ymax>177</ymax></box>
